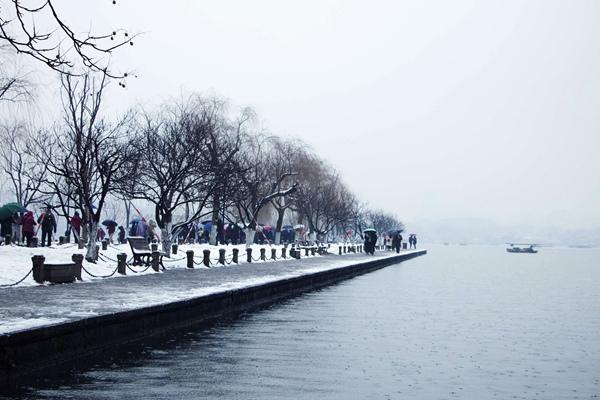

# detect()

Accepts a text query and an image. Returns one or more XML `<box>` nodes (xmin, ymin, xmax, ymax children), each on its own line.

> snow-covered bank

<box><xmin>0</xmin><ymin>249</ymin><xmax>424</xmax><ymax>334</ymax></box>
<box><xmin>0</xmin><ymin>242</ymin><xmax>349</xmax><ymax>288</ymax></box>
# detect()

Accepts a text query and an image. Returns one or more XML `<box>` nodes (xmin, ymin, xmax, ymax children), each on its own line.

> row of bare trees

<box><xmin>1</xmin><ymin>72</ymin><xmax>403</xmax><ymax>262</ymax></box>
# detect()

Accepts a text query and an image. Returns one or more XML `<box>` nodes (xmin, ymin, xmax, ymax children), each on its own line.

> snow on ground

<box><xmin>0</xmin><ymin>247</ymin><xmax>423</xmax><ymax>334</ymax></box>
<box><xmin>0</xmin><ymin>242</ymin><xmax>350</xmax><ymax>288</ymax></box>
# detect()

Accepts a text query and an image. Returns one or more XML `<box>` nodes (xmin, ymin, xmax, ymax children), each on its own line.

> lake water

<box><xmin>7</xmin><ymin>245</ymin><xmax>600</xmax><ymax>399</ymax></box>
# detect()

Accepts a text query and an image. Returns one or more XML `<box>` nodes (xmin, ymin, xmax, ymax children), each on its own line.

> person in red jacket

<box><xmin>70</xmin><ymin>211</ymin><xmax>82</xmax><ymax>243</ymax></box>
<box><xmin>21</xmin><ymin>211</ymin><xmax>36</xmax><ymax>247</ymax></box>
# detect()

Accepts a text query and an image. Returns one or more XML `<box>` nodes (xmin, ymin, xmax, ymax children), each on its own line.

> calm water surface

<box><xmin>8</xmin><ymin>245</ymin><xmax>600</xmax><ymax>399</ymax></box>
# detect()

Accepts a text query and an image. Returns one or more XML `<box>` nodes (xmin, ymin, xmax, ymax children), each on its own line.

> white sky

<box><xmin>7</xmin><ymin>0</ymin><xmax>600</xmax><ymax>231</ymax></box>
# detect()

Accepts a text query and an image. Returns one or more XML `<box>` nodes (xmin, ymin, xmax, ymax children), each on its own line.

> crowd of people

<box><xmin>1</xmin><ymin>206</ymin><xmax>419</xmax><ymax>251</ymax></box>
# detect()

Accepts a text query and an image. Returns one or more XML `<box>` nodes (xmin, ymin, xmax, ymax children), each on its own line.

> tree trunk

<box><xmin>274</xmin><ymin>208</ymin><xmax>285</xmax><ymax>245</ymax></box>
<box><xmin>209</xmin><ymin>195</ymin><xmax>219</xmax><ymax>245</ymax></box>
<box><xmin>275</xmin><ymin>231</ymin><xmax>281</xmax><ymax>245</ymax></box>
<box><xmin>245</xmin><ymin>228</ymin><xmax>254</xmax><ymax>246</ymax></box>
<box><xmin>161</xmin><ymin>221</ymin><xmax>172</xmax><ymax>257</ymax></box>
<box><xmin>81</xmin><ymin>222</ymin><xmax>89</xmax><ymax>246</ymax></box>
<box><xmin>85</xmin><ymin>220</ymin><xmax>98</xmax><ymax>262</ymax></box>
<box><xmin>124</xmin><ymin>200</ymin><xmax>131</xmax><ymax>230</ymax></box>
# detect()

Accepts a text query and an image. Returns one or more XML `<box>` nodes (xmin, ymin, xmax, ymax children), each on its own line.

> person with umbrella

<box><xmin>392</xmin><ymin>230</ymin><xmax>403</xmax><ymax>253</ymax></box>
<box><xmin>363</xmin><ymin>228</ymin><xmax>378</xmax><ymax>255</ymax></box>
<box><xmin>0</xmin><ymin>202</ymin><xmax>23</xmax><ymax>244</ymax></box>
<box><xmin>37</xmin><ymin>206</ymin><xmax>57</xmax><ymax>247</ymax></box>
<box><xmin>102</xmin><ymin>219</ymin><xmax>118</xmax><ymax>243</ymax></box>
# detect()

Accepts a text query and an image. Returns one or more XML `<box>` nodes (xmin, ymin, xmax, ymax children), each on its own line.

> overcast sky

<box><xmin>12</xmin><ymin>0</ymin><xmax>600</xmax><ymax>231</ymax></box>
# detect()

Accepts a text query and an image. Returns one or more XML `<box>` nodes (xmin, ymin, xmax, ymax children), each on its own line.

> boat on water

<box><xmin>506</xmin><ymin>243</ymin><xmax>538</xmax><ymax>253</ymax></box>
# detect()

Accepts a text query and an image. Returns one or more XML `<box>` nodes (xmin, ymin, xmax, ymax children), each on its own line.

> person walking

<box><xmin>70</xmin><ymin>211</ymin><xmax>82</xmax><ymax>243</ymax></box>
<box><xmin>21</xmin><ymin>211</ymin><xmax>36</xmax><ymax>247</ymax></box>
<box><xmin>148</xmin><ymin>220</ymin><xmax>159</xmax><ymax>243</ymax></box>
<box><xmin>97</xmin><ymin>226</ymin><xmax>106</xmax><ymax>242</ymax></box>
<box><xmin>1</xmin><ymin>216</ymin><xmax>13</xmax><ymax>244</ymax></box>
<box><xmin>107</xmin><ymin>223</ymin><xmax>116</xmax><ymax>244</ymax></box>
<box><xmin>136</xmin><ymin>219</ymin><xmax>148</xmax><ymax>240</ymax></box>
<box><xmin>118</xmin><ymin>226</ymin><xmax>126</xmax><ymax>244</ymax></box>
<box><xmin>12</xmin><ymin>212</ymin><xmax>22</xmax><ymax>245</ymax></box>
<box><xmin>392</xmin><ymin>231</ymin><xmax>403</xmax><ymax>253</ymax></box>
<box><xmin>37</xmin><ymin>207</ymin><xmax>57</xmax><ymax>247</ymax></box>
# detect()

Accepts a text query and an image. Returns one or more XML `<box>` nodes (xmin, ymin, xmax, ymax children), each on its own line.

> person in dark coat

<box><xmin>363</xmin><ymin>231</ymin><xmax>377</xmax><ymax>255</ymax></box>
<box><xmin>70</xmin><ymin>211</ymin><xmax>82</xmax><ymax>243</ymax></box>
<box><xmin>117</xmin><ymin>226</ymin><xmax>126</xmax><ymax>244</ymax></box>
<box><xmin>409</xmin><ymin>234</ymin><xmax>417</xmax><ymax>249</ymax></box>
<box><xmin>21</xmin><ymin>211</ymin><xmax>36</xmax><ymax>247</ymax></box>
<box><xmin>37</xmin><ymin>207</ymin><xmax>57</xmax><ymax>247</ymax></box>
<box><xmin>392</xmin><ymin>231</ymin><xmax>403</xmax><ymax>253</ymax></box>
<box><xmin>1</xmin><ymin>217</ymin><xmax>12</xmax><ymax>243</ymax></box>
<box><xmin>107</xmin><ymin>223</ymin><xmax>116</xmax><ymax>243</ymax></box>
<box><xmin>97</xmin><ymin>227</ymin><xmax>106</xmax><ymax>241</ymax></box>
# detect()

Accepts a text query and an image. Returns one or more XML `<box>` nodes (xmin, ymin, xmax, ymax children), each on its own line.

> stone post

<box><xmin>151</xmin><ymin>243</ymin><xmax>158</xmax><ymax>252</ymax></box>
<box><xmin>186</xmin><ymin>250</ymin><xmax>194</xmax><ymax>269</ymax></box>
<box><xmin>59</xmin><ymin>236</ymin><xmax>65</xmax><ymax>245</ymax></box>
<box><xmin>117</xmin><ymin>253</ymin><xmax>127</xmax><ymax>275</ymax></box>
<box><xmin>172</xmin><ymin>243</ymin><xmax>178</xmax><ymax>255</ymax></box>
<box><xmin>32</xmin><ymin>255</ymin><xmax>45</xmax><ymax>284</ymax></box>
<box><xmin>219</xmin><ymin>249</ymin><xmax>226</xmax><ymax>265</ymax></box>
<box><xmin>339</xmin><ymin>246</ymin><xmax>342</xmax><ymax>255</ymax></box>
<box><xmin>72</xmin><ymin>253</ymin><xmax>84</xmax><ymax>281</ymax></box>
<box><xmin>151</xmin><ymin>251</ymin><xmax>160</xmax><ymax>272</ymax></box>
<box><xmin>311</xmin><ymin>247</ymin><xmax>316</xmax><ymax>256</ymax></box>
<box><xmin>203</xmin><ymin>249</ymin><xmax>211</xmax><ymax>268</ymax></box>
<box><xmin>282</xmin><ymin>247</ymin><xmax>287</xmax><ymax>259</ymax></box>
<box><xmin>260</xmin><ymin>248</ymin><xmax>266</xmax><ymax>261</ymax></box>
<box><xmin>246</xmin><ymin>248</ymin><xmax>252</xmax><ymax>263</ymax></box>
<box><xmin>343</xmin><ymin>245</ymin><xmax>347</xmax><ymax>254</ymax></box>
<box><xmin>101</xmin><ymin>240</ymin><xmax>108</xmax><ymax>251</ymax></box>
<box><xmin>232</xmin><ymin>248</ymin><xmax>239</xmax><ymax>264</ymax></box>
<box><xmin>271</xmin><ymin>248</ymin><xmax>277</xmax><ymax>260</ymax></box>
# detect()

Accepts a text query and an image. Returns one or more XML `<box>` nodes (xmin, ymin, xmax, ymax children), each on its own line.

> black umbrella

<box><xmin>102</xmin><ymin>219</ymin><xmax>118</xmax><ymax>227</ymax></box>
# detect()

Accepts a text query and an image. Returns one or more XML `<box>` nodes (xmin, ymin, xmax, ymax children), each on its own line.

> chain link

<box><xmin>0</xmin><ymin>268</ymin><xmax>34</xmax><ymax>287</ymax></box>
<box><xmin>81</xmin><ymin>264</ymin><xmax>120</xmax><ymax>279</ymax></box>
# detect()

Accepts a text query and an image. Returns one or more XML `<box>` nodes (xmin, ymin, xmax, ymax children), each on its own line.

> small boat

<box><xmin>506</xmin><ymin>243</ymin><xmax>538</xmax><ymax>253</ymax></box>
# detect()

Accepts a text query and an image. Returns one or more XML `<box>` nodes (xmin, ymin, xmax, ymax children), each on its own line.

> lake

<box><xmin>7</xmin><ymin>244</ymin><xmax>600</xmax><ymax>399</ymax></box>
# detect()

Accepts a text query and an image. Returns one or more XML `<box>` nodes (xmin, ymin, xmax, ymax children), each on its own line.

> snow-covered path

<box><xmin>0</xmin><ymin>248</ymin><xmax>423</xmax><ymax>334</ymax></box>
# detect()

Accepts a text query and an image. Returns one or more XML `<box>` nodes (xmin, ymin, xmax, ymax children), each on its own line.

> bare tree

<box><xmin>126</xmin><ymin>97</ymin><xmax>218</xmax><ymax>256</ymax></box>
<box><xmin>366</xmin><ymin>209</ymin><xmax>404</xmax><ymax>235</ymax></box>
<box><xmin>230</xmin><ymin>133</ymin><xmax>298</xmax><ymax>245</ymax></box>
<box><xmin>266</xmin><ymin>137</ymin><xmax>305</xmax><ymax>244</ymax></box>
<box><xmin>0</xmin><ymin>43</ymin><xmax>31</xmax><ymax>102</ymax></box>
<box><xmin>35</xmin><ymin>72</ymin><xmax>133</xmax><ymax>261</ymax></box>
<box><xmin>292</xmin><ymin>160</ymin><xmax>355</xmax><ymax>243</ymax></box>
<box><xmin>0</xmin><ymin>122</ymin><xmax>48</xmax><ymax>207</ymax></box>
<box><xmin>0</xmin><ymin>0</ymin><xmax>135</xmax><ymax>79</ymax></box>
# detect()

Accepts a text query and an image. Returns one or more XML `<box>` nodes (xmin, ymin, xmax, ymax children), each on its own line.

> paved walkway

<box><xmin>0</xmin><ymin>250</ymin><xmax>422</xmax><ymax>334</ymax></box>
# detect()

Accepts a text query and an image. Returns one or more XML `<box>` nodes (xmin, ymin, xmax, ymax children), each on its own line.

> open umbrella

<box><xmin>363</xmin><ymin>228</ymin><xmax>376</xmax><ymax>233</ymax></box>
<box><xmin>0</xmin><ymin>202</ymin><xmax>25</xmax><ymax>220</ymax></box>
<box><xmin>102</xmin><ymin>219</ymin><xmax>118</xmax><ymax>227</ymax></box>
